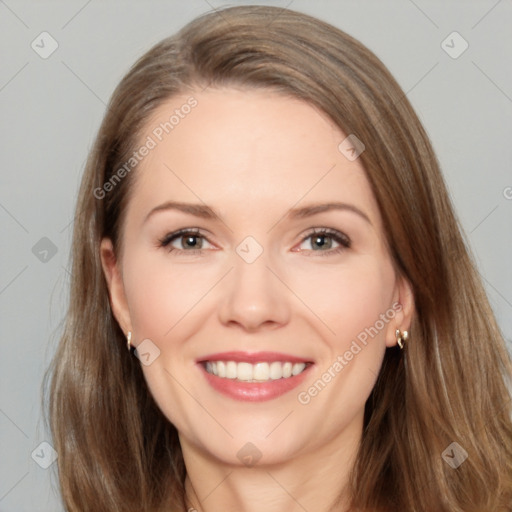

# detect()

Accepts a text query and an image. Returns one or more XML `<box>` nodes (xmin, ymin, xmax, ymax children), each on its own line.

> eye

<box><xmin>158</xmin><ymin>228</ymin><xmax>215</xmax><ymax>254</ymax></box>
<box><xmin>295</xmin><ymin>228</ymin><xmax>351</xmax><ymax>256</ymax></box>
<box><xmin>157</xmin><ymin>227</ymin><xmax>351</xmax><ymax>256</ymax></box>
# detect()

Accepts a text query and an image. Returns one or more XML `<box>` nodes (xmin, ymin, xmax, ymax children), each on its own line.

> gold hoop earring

<box><xmin>395</xmin><ymin>329</ymin><xmax>409</xmax><ymax>350</ymax></box>
<box><xmin>127</xmin><ymin>331</ymin><xmax>132</xmax><ymax>351</ymax></box>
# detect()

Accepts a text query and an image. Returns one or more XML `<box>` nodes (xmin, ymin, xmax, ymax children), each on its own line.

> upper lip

<box><xmin>196</xmin><ymin>351</ymin><xmax>314</xmax><ymax>364</ymax></box>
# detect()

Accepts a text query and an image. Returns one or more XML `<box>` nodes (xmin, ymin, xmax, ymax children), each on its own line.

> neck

<box><xmin>180</xmin><ymin>417</ymin><xmax>362</xmax><ymax>512</ymax></box>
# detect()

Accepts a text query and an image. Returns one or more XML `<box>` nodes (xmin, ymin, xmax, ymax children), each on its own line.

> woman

<box><xmin>47</xmin><ymin>5</ymin><xmax>512</xmax><ymax>511</ymax></box>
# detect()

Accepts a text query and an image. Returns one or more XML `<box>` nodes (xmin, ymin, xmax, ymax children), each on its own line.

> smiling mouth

<box><xmin>201</xmin><ymin>360</ymin><xmax>312</xmax><ymax>382</ymax></box>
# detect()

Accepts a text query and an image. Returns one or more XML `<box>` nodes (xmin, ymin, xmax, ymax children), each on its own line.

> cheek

<box><xmin>292</xmin><ymin>263</ymin><xmax>395</xmax><ymax>425</ymax></box>
<box><xmin>292</xmin><ymin>257</ymin><xmax>396</xmax><ymax>344</ymax></box>
<box><xmin>122</xmin><ymin>249</ymin><xmax>217</xmax><ymax>340</ymax></box>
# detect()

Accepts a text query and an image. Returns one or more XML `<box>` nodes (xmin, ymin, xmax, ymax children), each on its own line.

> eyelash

<box><xmin>157</xmin><ymin>227</ymin><xmax>351</xmax><ymax>257</ymax></box>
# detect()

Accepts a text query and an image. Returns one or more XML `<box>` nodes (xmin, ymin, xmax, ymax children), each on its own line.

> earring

<box><xmin>127</xmin><ymin>331</ymin><xmax>132</xmax><ymax>351</ymax></box>
<box><xmin>395</xmin><ymin>329</ymin><xmax>409</xmax><ymax>350</ymax></box>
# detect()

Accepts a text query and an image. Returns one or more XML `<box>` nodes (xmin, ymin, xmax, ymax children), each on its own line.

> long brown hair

<box><xmin>47</xmin><ymin>5</ymin><xmax>512</xmax><ymax>511</ymax></box>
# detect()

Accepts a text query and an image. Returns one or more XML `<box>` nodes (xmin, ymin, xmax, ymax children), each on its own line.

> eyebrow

<box><xmin>144</xmin><ymin>200</ymin><xmax>372</xmax><ymax>225</ymax></box>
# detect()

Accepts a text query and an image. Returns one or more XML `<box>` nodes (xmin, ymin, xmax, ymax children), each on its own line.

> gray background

<box><xmin>1</xmin><ymin>1</ymin><xmax>511</xmax><ymax>510</ymax></box>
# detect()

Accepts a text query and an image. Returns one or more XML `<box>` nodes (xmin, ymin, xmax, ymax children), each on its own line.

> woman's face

<box><xmin>101</xmin><ymin>88</ymin><xmax>412</xmax><ymax>467</ymax></box>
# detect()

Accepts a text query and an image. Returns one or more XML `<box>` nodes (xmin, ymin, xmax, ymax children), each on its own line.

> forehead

<box><xmin>128</xmin><ymin>88</ymin><xmax>381</xmax><ymax>228</ymax></box>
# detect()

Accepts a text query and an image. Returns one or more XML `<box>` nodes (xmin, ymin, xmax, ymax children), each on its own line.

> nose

<box><xmin>217</xmin><ymin>249</ymin><xmax>291</xmax><ymax>332</ymax></box>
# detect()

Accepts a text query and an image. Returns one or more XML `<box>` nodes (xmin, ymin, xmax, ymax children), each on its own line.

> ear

<box><xmin>385</xmin><ymin>274</ymin><xmax>415</xmax><ymax>348</ymax></box>
<box><xmin>100</xmin><ymin>238</ymin><xmax>132</xmax><ymax>336</ymax></box>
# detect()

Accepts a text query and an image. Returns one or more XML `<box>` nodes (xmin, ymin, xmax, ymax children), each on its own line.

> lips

<box><xmin>195</xmin><ymin>351</ymin><xmax>314</xmax><ymax>402</ymax></box>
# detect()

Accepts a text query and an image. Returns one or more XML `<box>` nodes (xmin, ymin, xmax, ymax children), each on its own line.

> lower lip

<box><xmin>198</xmin><ymin>363</ymin><xmax>313</xmax><ymax>402</ymax></box>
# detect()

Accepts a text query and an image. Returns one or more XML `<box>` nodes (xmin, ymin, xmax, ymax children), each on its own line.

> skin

<box><xmin>101</xmin><ymin>88</ymin><xmax>414</xmax><ymax>512</ymax></box>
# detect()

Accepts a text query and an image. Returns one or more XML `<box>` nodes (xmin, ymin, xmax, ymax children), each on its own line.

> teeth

<box><xmin>268</xmin><ymin>362</ymin><xmax>281</xmax><ymax>380</ymax></box>
<box><xmin>226</xmin><ymin>361</ymin><xmax>237</xmax><ymax>379</ymax></box>
<box><xmin>238</xmin><ymin>362</ymin><xmax>253</xmax><ymax>381</ymax></box>
<box><xmin>204</xmin><ymin>361</ymin><xmax>307</xmax><ymax>382</ymax></box>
